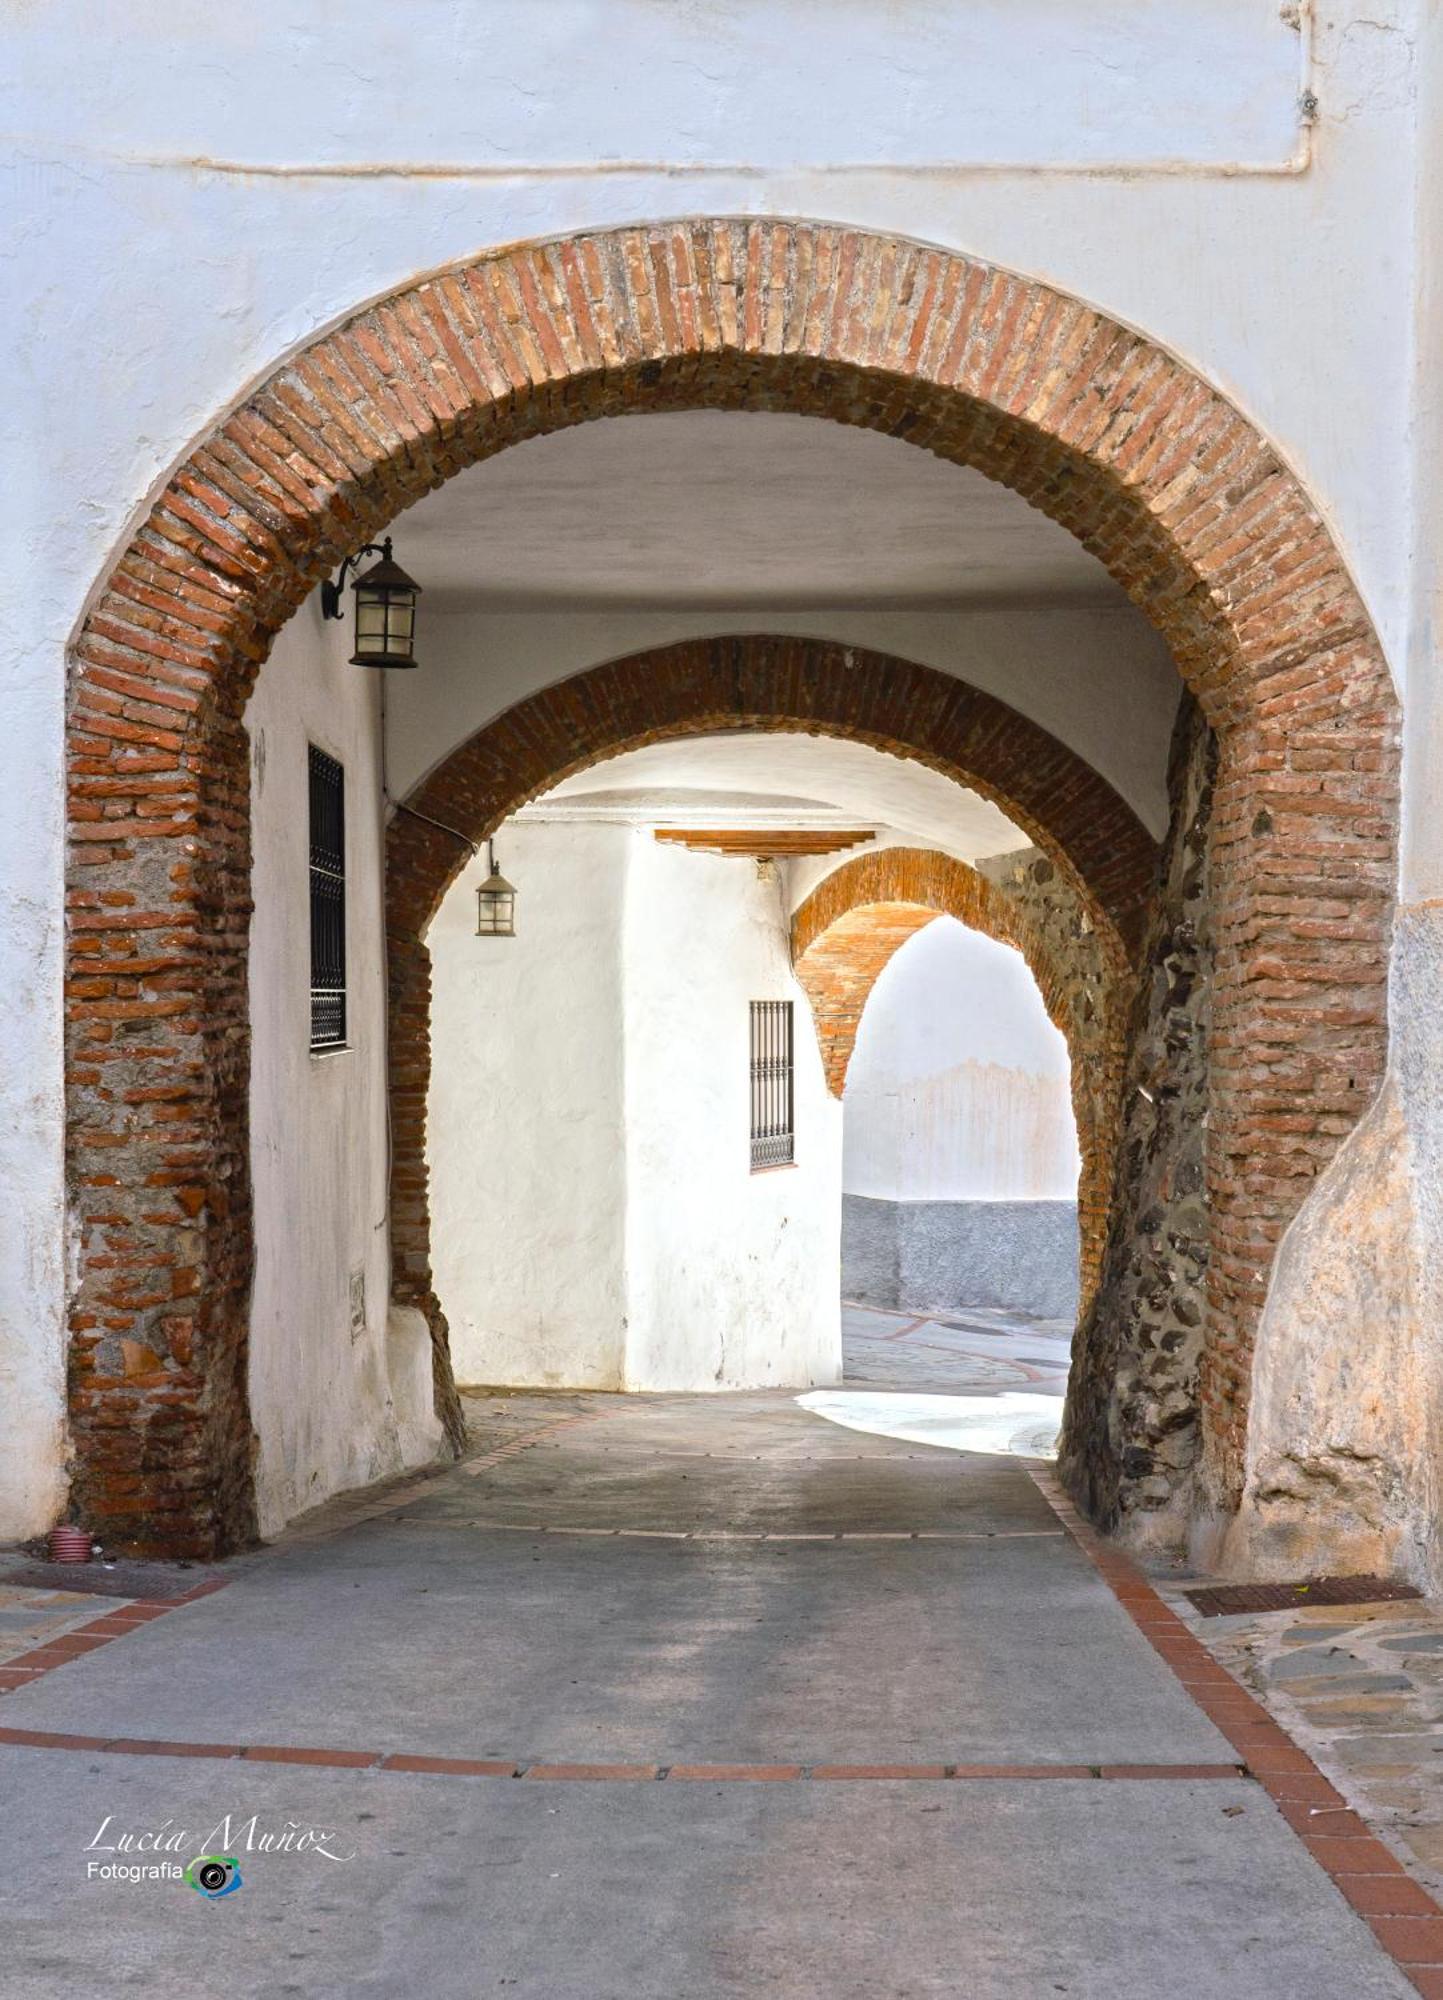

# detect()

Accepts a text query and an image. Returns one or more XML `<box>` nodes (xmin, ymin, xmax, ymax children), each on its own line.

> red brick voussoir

<box><xmin>68</xmin><ymin>219</ymin><xmax>1399</xmax><ymax>1555</ymax></box>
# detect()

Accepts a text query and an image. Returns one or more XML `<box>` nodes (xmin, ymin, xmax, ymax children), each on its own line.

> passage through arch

<box><xmin>385</xmin><ymin>639</ymin><xmax>1150</xmax><ymax>1417</ymax></box>
<box><xmin>66</xmin><ymin>220</ymin><xmax>1398</xmax><ymax>1554</ymax></box>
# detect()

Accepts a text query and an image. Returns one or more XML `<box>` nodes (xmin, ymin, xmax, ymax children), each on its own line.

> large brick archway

<box><xmin>67</xmin><ymin>219</ymin><xmax>1398</xmax><ymax>1555</ymax></box>
<box><xmin>789</xmin><ymin>846</ymin><xmax>1124</xmax><ymax>1314</ymax></box>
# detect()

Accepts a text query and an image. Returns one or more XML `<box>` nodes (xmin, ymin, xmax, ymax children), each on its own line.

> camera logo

<box><xmin>184</xmin><ymin>1854</ymin><xmax>243</xmax><ymax>1899</ymax></box>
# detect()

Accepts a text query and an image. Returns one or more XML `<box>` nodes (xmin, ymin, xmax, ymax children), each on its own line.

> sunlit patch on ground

<box><xmin>798</xmin><ymin>1388</ymin><xmax>1061</xmax><ymax>1460</ymax></box>
<box><xmin>818</xmin><ymin>1301</ymin><xmax>1070</xmax><ymax>1456</ymax></box>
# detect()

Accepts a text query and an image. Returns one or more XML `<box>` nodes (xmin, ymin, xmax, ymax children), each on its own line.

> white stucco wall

<box><xmin>246</xmin><ymin>602</ymin><xmax>440</xmax><ymax>1536</ymax></box>
<box><xmin>7</xmin><ymin>4</ymin><xmax>1416</xmax><ymax>665</ymax></box>
<box><xmin>0</xmin><ymin>1</ymin><xmax>1430</xmax><ymax>1534</ymax></box>
<box><xmin>623</xmin><ymin>837</ymin><xmax>841</xmax><ymax>1392</ymax></box>
<box><xmin>428</xmin><ymin>822</ymin><xmax>631</xmax><ymax>1389</ymax></box>
<box><xmin>844</xmin><ymin>920</ymin><xmax>1079</xmax><ymax>1204</ymax></box>
<box><xmin>427</xmin><ymin>818</ymin><xmax>841</xmax><ymax>1392</ymax></box>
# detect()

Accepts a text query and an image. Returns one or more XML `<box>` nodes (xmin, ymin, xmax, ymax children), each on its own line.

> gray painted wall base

<box><xmin>842</xmin><ymin>1193</ymin><xmax>1080</xmax><ymax>1321</ymax></box>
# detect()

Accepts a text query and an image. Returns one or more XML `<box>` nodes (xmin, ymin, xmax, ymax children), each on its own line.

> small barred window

<box><xmin>308</xmin><ymin>746</ymin><xmax>347</xmax><ymax>1051</ymax></box>
<box><xmin>749</xmin><ymin>1000</ymin><xmax>794</xmax><ymax>1170</ymax></box>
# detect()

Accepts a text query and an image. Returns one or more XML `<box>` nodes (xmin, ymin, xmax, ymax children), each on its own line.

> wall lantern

<box><xmin>321</xmin><ymin>536</ymin><xmax>422</xmax><ymax>669</ymax></box>
<box><xmin>475</xmin><ymin>841</ymin><xmax>517</xmax><ymax>938</ymax></box>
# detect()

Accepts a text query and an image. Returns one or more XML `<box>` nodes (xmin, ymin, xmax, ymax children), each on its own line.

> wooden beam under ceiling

<box><xmin>653</xmin><ymin>828</ymin><xmax>876</xmax><ymax>857</ymax></box>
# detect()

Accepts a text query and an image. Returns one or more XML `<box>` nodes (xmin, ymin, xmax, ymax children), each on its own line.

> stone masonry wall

<box><xmin>977</xmin><ymin>843</ymin><xmax>1128</xmax><ymax>1312</ymax></box>
<box><xmin>1059</xmin><ymin>695</ymin><xmax>1216</xmax><ymax>1550</ymax></box>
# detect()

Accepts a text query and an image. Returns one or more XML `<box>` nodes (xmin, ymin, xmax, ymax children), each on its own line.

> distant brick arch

<box><xmin>386</xmin><ymin>642</ymin><xmax>1151</xmax><ymax>1377</ymax></box>
<box><xmin>790</xmin><ymin>847</ymin><xmax>1124</xmax><ymax>1310</ymax></box>
<box><xmin>390</xmin><ymin>638</ymin><xmax>1156</xmax><ymax>959</ymax></box>
<box><xmin>67</xmin><ymin>218</ymin><xmax>1398</xmax><ymax>1554</ymax></box>
<box><xmin>792</xmin><ymin>848</ymin><xmax>1076</xmax><ymax>1093</ymax></box>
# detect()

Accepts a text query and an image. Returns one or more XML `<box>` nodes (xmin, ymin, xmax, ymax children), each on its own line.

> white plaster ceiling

<box><xmin>393</xmin><ymin>411</ymin><xmax>1126</xmax><ymax>610</ymax></box>
<box><xmin>526</xmin><ymin>734</ymin><xmax>1028</xmax><ymax>883</ymax></box>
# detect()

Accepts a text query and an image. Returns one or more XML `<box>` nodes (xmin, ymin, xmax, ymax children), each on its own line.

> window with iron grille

<box><xmin>308</xmin><ymin>745</ymin><xmax>347</xmax><ymax>1051</ymax></box>
<box><xmin>749</xmin><ymin>1000</ymin><xmax>794</xmax><ymax>1170</ymax></box>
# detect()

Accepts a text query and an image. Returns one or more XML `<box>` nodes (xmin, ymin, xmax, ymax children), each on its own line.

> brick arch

<box><xmin>789</xmin><ymin>847</ymin><xmax>1125</xmax><ymax>1313</ymax></box>
<box><xmin>385</xmin><ymin>640</ymin><xmax>1151</xmax><ymax>1399</ymax></box>
<box><xmin>388</xmin><ymin>637</ymin><xmax>1155</xmax><ymax>954</ymax></box>
<box><xmin>791</xmin><ymin>848</ymin><xmax>1077</xmax><ymax>1092</ymax></box>
<box><xmin>67</xmin><ymin>218</ymin><xmax>1398</xmax><ymax>1555</ymax></box>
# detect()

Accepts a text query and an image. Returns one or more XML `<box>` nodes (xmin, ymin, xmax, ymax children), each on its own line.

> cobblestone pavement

<box><xmin>1180</xmin><ymin>1594</ymin><xmax>1443</xmax><ymax>1902</ymax></box>
<box><xmin>840</xmin><ymin>1298</ymin><xmax>1073</xmax><ymax>1396</ymax></box>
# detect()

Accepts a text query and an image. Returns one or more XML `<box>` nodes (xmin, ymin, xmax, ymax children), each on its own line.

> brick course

<box><xmin>66</xmin><ymin>219</ymin><xmax>1399</xmax><ymax>1555</ymax></box>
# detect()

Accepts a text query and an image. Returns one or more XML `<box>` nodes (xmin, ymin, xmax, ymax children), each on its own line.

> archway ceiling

<box><xmin>392</xmin><ymin>410</ymin><xmax>1141</xmax><ymax>610</ymax></box>
<box><xmin>383</xmin><ymin>410</ymin><xmax>1184</xmax><ymax>830</ymax></box>
<box><xmin>531</xmin><ymin>733</ymin><xmax>1027</xmax><ymax>901</ymax></box>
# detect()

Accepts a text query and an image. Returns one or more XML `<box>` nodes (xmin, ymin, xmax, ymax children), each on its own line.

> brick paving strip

<box><xmin>0</xmin><ymin>1410</ymin><xmax>605</xmax><ymax>1697</ymax></box>
<box><xmin>0</xmin><ymin>1729</ymin><xmax>1244</xmax><ymax>1784</ymax></box>
<box><xmin>0</xmin><ymin>1581</ymin><xmax>225</xmax><ymax>1699</ymax></box>
<box><xmin>1188</xmin><ymin>1594</ymin><xmax>1443</xmax><ymax>1893</ymax></box>
<box><xmin>397</xmin><ymin>1522</ymin><xmax>1068</xmax><ymax>1541</ymax></box>
<box><xmin>1028</xmin><ymin>1467</ymin><xmax>1443</xmax><ymax>1999</ymax></box>
<box><xmin>457</xmin><ymin>1409</ymin><xmax>607</xmax><ymax>1478</ymax></box>
<box><xmin>277</xmin><ymin>1407</ymin><xmax>610</xmax><ymax>1541</ymax></box>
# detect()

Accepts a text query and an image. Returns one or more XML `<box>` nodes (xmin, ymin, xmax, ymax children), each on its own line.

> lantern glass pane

<box><xmin>354</xmin><ymin>598</ymin><xmax>388</xmax><ymax>654</ymax></box>
<box><xmin>386</xmin><ymin>597</ymin><xmax>414</xmax><ymax>653</ymax></box>
<box><xmin>476</xmin><ymin>888</ymin><xmax>515</xmax><ymax>936</ymax></box>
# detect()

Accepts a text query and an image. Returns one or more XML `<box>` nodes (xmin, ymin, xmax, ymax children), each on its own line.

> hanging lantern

<box><xmin>321</xmin><ymin>536</ymin><xmax>422</xmax><ymax>669</ymax></box>
<box><xmin>475</xmin><ymin>842</ymin><xmax>517</xmax><ymax>937</ymax></box>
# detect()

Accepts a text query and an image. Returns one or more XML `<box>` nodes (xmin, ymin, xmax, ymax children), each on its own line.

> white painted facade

<box><xmin>246</xmin><ymin>606</ymin><xmax>441</xmax><ymax>1535</ymax></box>
<box><xmin>3</xmin><ymin>2</ymin><xmax>1441</xmax><ymax>1549</ymax></box>
<box><xmin>620</xmin><ymin>834</ymin><xmax>840</xmax><ymax>1392</ymax></box>
<box><xmin>429</xmin><ymin>813</ymin><xmax>841</xmax><ymax>1393</ymax></box>
<box><xmin>843</xmin><ymin>921</ymin><xmax>1079</xmax><ymax>1206</ymax></box>
<box><xmin>429</xmin><ymin>821</ymin><xmax>631</xmax><ymax>1390</ymax></box>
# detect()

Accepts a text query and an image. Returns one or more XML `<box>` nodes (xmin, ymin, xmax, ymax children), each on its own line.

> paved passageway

<box><xmin>0</xmin><ymin>1315</ymin><xmax>1420</xmax><ymax>1995</ymax></box>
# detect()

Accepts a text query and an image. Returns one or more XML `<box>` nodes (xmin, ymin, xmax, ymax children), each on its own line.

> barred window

<box><xmin>749</xmin><ymin>1000</ymin><xmax>794</xmax><ymax>1170</ymax></box>
<box><xmin>308</xmin><ymin>746</ymin><xmax>347</xmax><ymax>1051</ymax></box>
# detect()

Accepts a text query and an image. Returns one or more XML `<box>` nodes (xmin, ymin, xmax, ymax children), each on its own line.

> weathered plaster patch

<box><xmin>1227</xmin><ymin>905</ymin><xmax>1443</xmax><ymax>1586</ymax></box>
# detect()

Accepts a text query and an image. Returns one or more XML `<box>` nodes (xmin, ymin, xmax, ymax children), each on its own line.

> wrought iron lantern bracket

<box><xmin>320</xmin><ymin>539</ymin><xmax>392</xmax><ymax>621</ymax></box>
